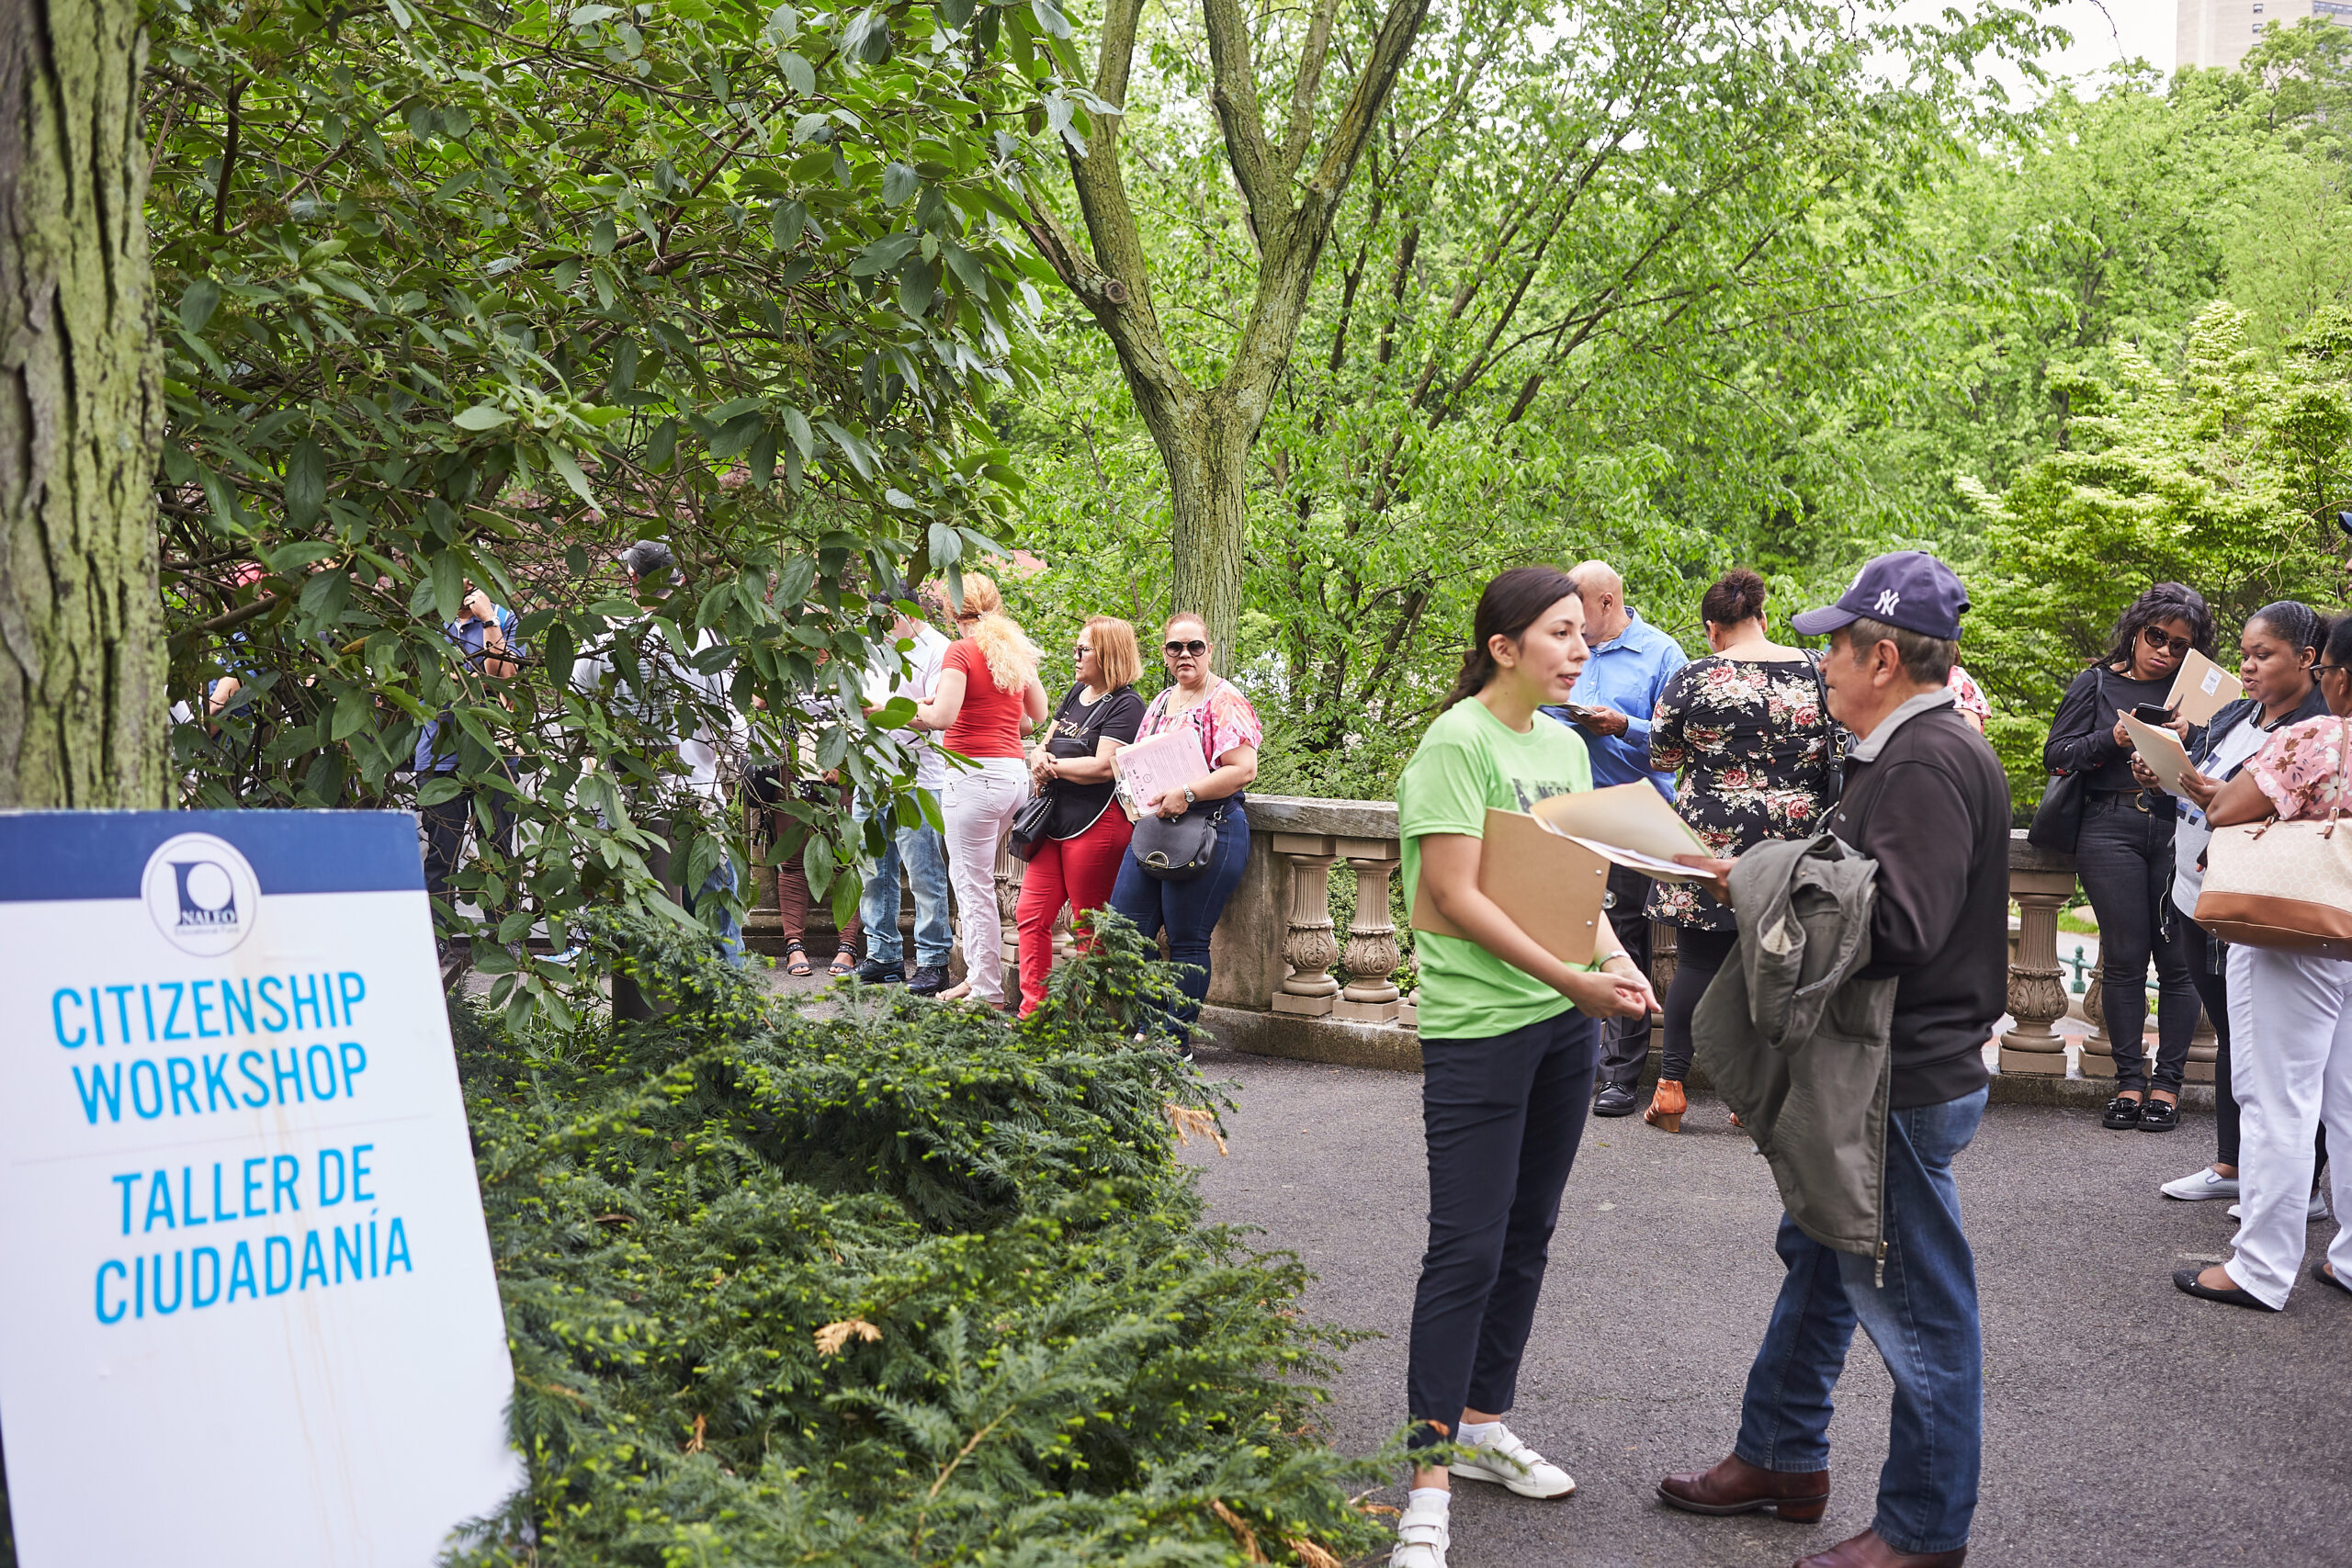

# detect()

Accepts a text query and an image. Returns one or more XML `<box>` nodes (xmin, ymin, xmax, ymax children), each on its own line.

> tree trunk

<box><xmin>0</xmin><ymin>0</ymin><xmax>166</xmax><ymax>809</ymax></box>
<box><xmin>1147</xmin><ymin>389</ymin><xmax>1252</xmax><ymax>658</ymax></box>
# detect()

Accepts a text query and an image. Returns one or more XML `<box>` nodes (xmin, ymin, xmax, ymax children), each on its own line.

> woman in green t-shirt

<box><xmin>1385</xmin><ymin>565</ymin><xmax>1659</xmax><ymax>1568</ymax></box>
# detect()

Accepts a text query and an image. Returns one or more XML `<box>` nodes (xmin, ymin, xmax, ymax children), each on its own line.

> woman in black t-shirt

<box><xmin>1015</xmin><ymin>616</ymin><xmax>1148</xmax><ymax>1015</ymax></box>
<box><xmin>2041</xmin><ymin>582</ymin><xmax>2215</xmax><ymax>1132</ymax></box>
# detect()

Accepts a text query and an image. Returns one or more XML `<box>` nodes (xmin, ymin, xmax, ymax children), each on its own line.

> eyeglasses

<box><xmin>1074</xmin><ymin>645</ymin><xmax>1092</xmax><ymax>659</ymax></box>
<box><xmin>2317</xmin><ymin>662</ymin><xmax>2350</xmax><ymax>676</ymax></box>
<box><xmin>1164</xmin><ymin>639</ymin><xmax>1208</xmax><ymax>658</ymax></box>
<box><xmin>2142</xmin><ymin>625</ymin><xmax>2192</xmax><ymax>658</ymax></box>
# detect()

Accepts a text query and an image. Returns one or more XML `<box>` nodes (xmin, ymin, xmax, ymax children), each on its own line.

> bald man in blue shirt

<box><xmin>1541</xmin><ymin>559</ymin><xmax>1689</xmax><ymax>1116</ymax></box>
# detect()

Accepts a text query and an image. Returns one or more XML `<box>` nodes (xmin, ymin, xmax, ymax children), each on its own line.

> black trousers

<box><xmin>2075</xmin><ymin>795</ymin><xmax>2198</xmax><ymax>1093</ymax></box>
<box><xmin>2177</xmin><ymin>902</ymin><xmax>2327</xmax><ymax>1175</ymax></box>
<box><xmin>422</xmin><ymin>784</ymin><xmax>516</xmax><ymax>933</ymax></box>
<box><xmin>1407</xmin><ymin>1009</ymin><xmax>1598</xmax><ymax>1450</ymax></box>
<box><xmin>1596</xmin><ymin>864</ymin><xmax>1655</xmax><ymax>1089</ymax></box>
<box><xmin>1660</xmin><ymin>924</ymin><xmax>1739</xmax><ymax>1085</ymax></box>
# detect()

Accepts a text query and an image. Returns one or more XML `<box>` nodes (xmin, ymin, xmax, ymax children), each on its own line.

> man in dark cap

<box><xmin>1658</xmin><ymin>552</ymin><xmax>2009</xmax><ymax>1568</ymax></box>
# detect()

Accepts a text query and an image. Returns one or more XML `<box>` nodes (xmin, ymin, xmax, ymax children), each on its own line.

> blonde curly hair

<box><xmin>945</xmin><ymin>571</ymin><xmax>1039</xmax><ymax>694</ymax></box>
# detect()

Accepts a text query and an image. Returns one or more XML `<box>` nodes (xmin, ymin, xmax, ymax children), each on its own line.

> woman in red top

<box><xmin>913</xmin><ymin>571</ymin><xmax>1047</xmax><ymax>1006</ymax></box>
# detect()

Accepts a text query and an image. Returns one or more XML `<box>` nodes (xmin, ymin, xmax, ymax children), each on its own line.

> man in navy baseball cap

<box><xmin>1789</xmin><ymin>549</ymin><xmax>1969</xmax><ymax>641</ymax></box>
<box><xmin>1660</xmin><ymin>545</ymin><xmax>2007</xmax><ymax>1568</ymax></box>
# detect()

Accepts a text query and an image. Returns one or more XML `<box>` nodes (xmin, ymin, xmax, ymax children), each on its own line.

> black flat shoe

<box><xmin>2139</xmin><ymin>1098</ymin><xmax>2180</xmax><ymax>1132</ymax></box>
<box><xmin>2315</xmin><ymin>1260</ymin><xmax>2352</xmax><ymax>1298</ymax></box>
<box><xmin>2102</xmin><ymin>1094</ymin><xmax>2143</xmax><ymax>1130</ymax></box>
<box><xmin>1593</xmin><ymin>1084</ymin><xmax>1641</xmax><ymax>1118</ymax></box>
<box><xmin>2173</xmin><ymin>1267</ymin><xmax>2278</xmax><ymax>1311</ymax></box>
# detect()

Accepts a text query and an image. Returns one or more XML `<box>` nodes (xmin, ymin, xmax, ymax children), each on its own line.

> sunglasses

<box><xmin>1164</xmin><ymin>639</ymin><xmax>1208</xmax><ymax>658</ymax></box>
<box><xmin>1073</xmin><ymin>645</ymin><xmax>1092</xmax><ymax>659</ymax></box>
<box><xmin>2142</xmin><ymin>625</ymin><xmax>2192</xmax><ymax>659</ymax></box>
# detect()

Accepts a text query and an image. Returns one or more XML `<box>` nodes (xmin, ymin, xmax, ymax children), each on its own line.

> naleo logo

<box><xmin>141</xmin><ymin>833</ymin><xmax>261</xmax><ymax>956</ymax></box>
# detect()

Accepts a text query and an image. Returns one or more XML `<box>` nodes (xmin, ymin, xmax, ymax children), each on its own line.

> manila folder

<box><xmin>2165</xmin><ymin>649</ymin><xmax>2244</xmax><ymax>727</ymax></box>
<box><xmin>1409</xmin><ymin>808</ymin><xmax>1609</xmax><ymax>967</ymax></box>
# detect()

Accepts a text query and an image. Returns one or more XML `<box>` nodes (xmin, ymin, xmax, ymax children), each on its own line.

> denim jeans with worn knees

<box><xmin>1107</xmin><ymin>801</ymin><xmax>1250</xmax><ymax>1032</ymax></box>
<box><xmin>1736</xmin><ymin>1087</ymin><xmax>1987</xmax><ymax>1556</ymax></box>
<box><xmin>1406</xmin><ymin>1010</ymin><xmax>1597</xmax><ymax>1450</ymax></box>
<box><xmin>2075</xmin><ymin>795</ymin><xmax>2197</xmax><ymax>1092</ymax></box>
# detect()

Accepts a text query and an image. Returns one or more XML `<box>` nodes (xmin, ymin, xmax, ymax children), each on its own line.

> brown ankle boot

<box><xmin>1645</xmin><ymin>1078</ymin><xmax>1687</xmax><ymax>1133</ymax></box>
<box><xmin>1657</xmin><ymin>1452</ymin><xmax>1827</xmax><ymax>1521</ymax></box>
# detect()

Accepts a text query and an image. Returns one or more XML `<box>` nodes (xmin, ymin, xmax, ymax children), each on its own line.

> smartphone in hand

<box><xmin>2132</xmin><ymin>703</ymin><xmax>2174</xmax><ymax>725</ymax></box>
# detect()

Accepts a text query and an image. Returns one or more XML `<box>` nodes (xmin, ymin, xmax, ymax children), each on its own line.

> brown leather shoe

<box><xmin>1792</xmin><ymin>1528</ymin><xmax>1965</xmax><ymax>1568</ymax></box>
<box><xmin>1657</xmin><ymin>1452</ymin><xmax>1828</xmax><ymax>1522</ymax></box>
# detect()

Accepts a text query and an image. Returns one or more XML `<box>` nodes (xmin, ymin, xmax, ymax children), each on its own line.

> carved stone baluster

<box><xmin>1271</xmin><ymin>834</ymin><xmax>1341</xmax><ymax>1017</ymax></box>
<box><xmin>2187</xmin><ymin>995</ymin><xmax>2218</xmax><ymax>1085</ymax></box>
<box><xmin>994</xmin><ymin>836</ymin><xmax>1022</xmax><ymax>968</ymax></box>
<box><xmin>2002</xmin><ymin>836</ymin><xmax>2075</xmax><ymax>1076</ymax></box>
<box><xmin>1334</xmin><ymin>849</ymin><xmax>1402</xmax><ymax>1023</ymax></box>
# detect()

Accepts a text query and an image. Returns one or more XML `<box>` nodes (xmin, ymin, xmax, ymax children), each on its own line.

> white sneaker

<box><xmin>1448</xmin><ymin>1423</ymin><xmax>1577</xmax><ymax>1499</ymax></box>
<box><xmin>2222</xmin><ymin>1193</ymin><xmax>2330</xmax><ymax>1222</ymax></box>
<box><xmin>2162</xmin><ymin>1167</ymin><xmax>2239</xmax><ymax>1201</ymax></box>
<box><xmin>1388</xmin><ymin>1505</ymin><xmax>1449</xmax><ymax>1568</ymax></box>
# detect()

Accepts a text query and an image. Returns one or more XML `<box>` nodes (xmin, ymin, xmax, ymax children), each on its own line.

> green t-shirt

<box><xmin>1398</xmin><ymin>698</ymin><xmax>1596</xmax><ymax>1041</ymax></box>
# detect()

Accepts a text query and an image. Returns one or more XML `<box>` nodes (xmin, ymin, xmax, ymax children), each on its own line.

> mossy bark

<box><xmin>0</xmin><ymin>0</ymin><xmax>165</xmax><ymax>809</ymax></box>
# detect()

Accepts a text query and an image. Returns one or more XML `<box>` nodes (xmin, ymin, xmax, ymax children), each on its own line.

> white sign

<box><xmin>0</xmin><ymin>810</ymin><xmax>523</xmax><ymax>1565</ymax></box>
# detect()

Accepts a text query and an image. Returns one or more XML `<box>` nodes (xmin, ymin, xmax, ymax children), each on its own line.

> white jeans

<box><xmin>941</xmin><ymin>757</ymin><xmax>1029</xmax><ymax>1005</ymax></box>
<box><xmin>2223</xmin><ymin>943</ymin><xmax>2352</xmax><ymax>1306</ymax></box>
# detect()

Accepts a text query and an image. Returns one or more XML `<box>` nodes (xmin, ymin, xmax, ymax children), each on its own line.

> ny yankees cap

<box><xmin>1789</xmin><ymin>550</ymin><xmax>1969</xmax><ymax>641</ymax></box>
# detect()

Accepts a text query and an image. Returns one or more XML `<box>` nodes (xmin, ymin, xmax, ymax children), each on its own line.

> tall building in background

<box><xmin>2179</xmin><ymin>0</ymin><xmax>2352</xmax><ymax>72</ymax></box>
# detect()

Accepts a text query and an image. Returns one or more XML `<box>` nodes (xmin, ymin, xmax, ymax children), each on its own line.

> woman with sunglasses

<box><xmin>2135</xmin><ymin>603</ymin><xmax>2333</xmax><ymax>1212</ymax></box>
<box><xmin>1014</xmin><ymin>616</ymin><xmax>1148</xmax><ymax>1015</ymax></box>
<box><xmin>1106</xmin><ymin>614</ymin><xmax>1261</xmax><ymax>1048</ymax></box>
<box><xmin>910</xmin><ymin>571</ymin><xmax>1048</xmax><ymax>1008</ymax></box>
<box><xmin>2041</xmin><ymin>583</ymin><xmax>2215</xmax><ymax>1132</ymax></box>
<box><xmin>2168</xmin><ymin>610</ymin><xmax>2352</xmax><ymax>1311</ymax></box>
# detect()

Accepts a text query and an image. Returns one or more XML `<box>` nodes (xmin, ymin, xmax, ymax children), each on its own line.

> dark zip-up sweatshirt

<box><xmin>1828</xmin><ymin>702</ymin><xmax>2013</xmax><ymax>1108</ymax></box>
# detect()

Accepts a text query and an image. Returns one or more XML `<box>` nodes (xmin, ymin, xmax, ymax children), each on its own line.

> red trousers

<box><xmin>1015</xmin><ymin>806</ymin><xmax>1135</xmax><ymax>1015</ymax></box>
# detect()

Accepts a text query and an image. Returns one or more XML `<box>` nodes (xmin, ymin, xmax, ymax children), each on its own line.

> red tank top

<box><xmin>943</xmin><ymin>639</ymin><xmax>1026</xmax><ymax>758</ymax></box>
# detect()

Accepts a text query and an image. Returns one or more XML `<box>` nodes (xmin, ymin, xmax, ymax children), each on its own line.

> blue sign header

<box><xmin>0</xmin><ymin>812</ymin><xmax>424</xmax><ymax>903</ymax></box>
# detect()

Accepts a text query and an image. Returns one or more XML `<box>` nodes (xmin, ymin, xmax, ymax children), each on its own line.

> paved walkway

<box><xmin>1174</xmin><ymin>1044</ymin><xmax>2349</xmax><ymax>1568</ymax></box>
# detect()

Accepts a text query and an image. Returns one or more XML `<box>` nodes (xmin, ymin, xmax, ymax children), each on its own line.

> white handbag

<box><xmin>2195</xmin><ymin>716</ymin><xmax>2352</xmax><ymax>959</ymax></box>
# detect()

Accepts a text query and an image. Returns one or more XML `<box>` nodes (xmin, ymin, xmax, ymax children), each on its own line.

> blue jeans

<box><xmin>684</xmin><ymin>852</ymin><xmax>744</xmax><ymax>967</ymax></box>
<box><xmin>1108</xmin><ymin>800</ymin><xmax>1250</xmax><ymax>1032</ymax></box>
<box><xmin>858</xmin><ymin>806</ymin><xmax>953</xmax><ymax>968</ymax></box>
<box><xmin>1735</xmin><ymin>1086</ymin><xmax>1987</xmax><ymax>1556</ymax></box>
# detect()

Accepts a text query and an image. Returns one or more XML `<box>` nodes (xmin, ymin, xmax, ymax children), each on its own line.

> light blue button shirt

<box><xmin>1540</xmin><ymin>609</ymin><xmax>1688</xmax><ymax>800</ymax></box>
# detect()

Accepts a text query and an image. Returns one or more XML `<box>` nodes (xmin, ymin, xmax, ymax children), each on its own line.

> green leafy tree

<box><xmin>147</xmin><ymin>0</ymin><xmax>1066</xmax><ymax>1017</ymax></box>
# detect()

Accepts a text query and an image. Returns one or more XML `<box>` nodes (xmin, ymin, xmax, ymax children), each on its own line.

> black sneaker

<box><xmin>854</xmin><ymin>957</ymin><xmax>906</xmax><ymax>985</ymax></box>
<box><xmin>1592</xmin><ymin>1084</ymin><xmax>1641</xmax><ymax>1118</ymax></box>
<box><xmin>2102</xmin><ymin>1094</ymin><xmax>2143</xmax><ymax>1130</ymax></box>
<box><xmin>905</xmin><ymin>964</ymin><xmax>950</xmax><ymax>997</ymax></box>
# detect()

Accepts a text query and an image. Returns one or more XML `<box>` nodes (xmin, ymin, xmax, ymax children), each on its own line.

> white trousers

<box><xmin>941</xmin><ymin>756</ymin><xmax>1029</xmax><ymax>1005</ymax></box>
<box><xmin>2223</xmin><ymin>943</ymin><xmax>2352</xmax><ymax>1307</ymax></box>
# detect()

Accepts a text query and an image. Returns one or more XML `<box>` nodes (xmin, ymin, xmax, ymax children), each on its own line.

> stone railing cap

<box><xmin>1240</xmin><ymin>793</ymin><xmax>1399</xmax><ymax>840</ymax></box>
<box><xmin>2008</xmin><ymin>827</ymin><xmax>2075</xmax><ymax>874</ymax></box>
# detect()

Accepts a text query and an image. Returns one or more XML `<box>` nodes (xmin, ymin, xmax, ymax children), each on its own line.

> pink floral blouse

<box><xmin>2248</xmin><ymin>716</ymin><xmax>2352</xmax><ymax>821</ymax></box>
<box><xmin>1141</xmin><ymin>676</ymin><xmax>1262</xmax><ymax>768</ymax></box>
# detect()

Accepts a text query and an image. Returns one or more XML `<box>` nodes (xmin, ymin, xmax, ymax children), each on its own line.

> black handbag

<box><xmin>2027</xmin><ymin>670</ymin><xmax>2109</xmax><ymax>854</ymax></box>
<box><xmin>1806</xmin><ymin>654</ymin><xmax>1844</xmax><ymax>807</ymax></box>
<box><xmin>1007</xmin><ymin>788</ymin><xmax>1054</xmax><ymax>861</ymax></box>
<box><xmin>1130</xmin><ymin>800</ymin><xmax>1228</xmax><ymax>880</ymax></box>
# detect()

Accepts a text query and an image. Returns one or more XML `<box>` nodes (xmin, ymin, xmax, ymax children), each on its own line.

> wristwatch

<box><xmin>1182</xmin><ymin>785</ymin><xmax>1198</xmax><ymax>807</ymax></box>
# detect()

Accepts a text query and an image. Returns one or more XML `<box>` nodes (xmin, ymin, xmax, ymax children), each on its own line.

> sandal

<box><xmin>2315</xmin><ymin>1259</ymin><xmax>2352</xmax><ymax>1297</ymax></box>
<box><xmin>1645</xmin><ymin>1079</ymin><xmax>1687</xmax><ymax>1134</ymax></box>
<box><xmin>828</xmin><ymin>946</ymin><xmax>859</xmax><ymax>978</ymax></box>
<box><xmin>783</xmin><ymin>941</ymin><xmax>813</xmax><ymax>978</ymax></box>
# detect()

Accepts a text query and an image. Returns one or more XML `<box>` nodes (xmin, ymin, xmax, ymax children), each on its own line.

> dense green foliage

<box><xmin>995</xmin><ymin>8</ymin><xmax>2352</xmax><ymax>807</ymax></box>
<box><xmin>447</xmin><ymin>915</ymin><xmax>1384</xmax><ymax>1564</ymax></box>
<box><xmin>149</xmin><ymin>0</ymin><xmax>1071</xmax><ymax>1015</ymax></box>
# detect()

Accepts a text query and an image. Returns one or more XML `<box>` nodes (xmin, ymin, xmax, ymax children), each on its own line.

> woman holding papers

<box><xmin>2168</xmin><ymin>610</ymin><xmax>2352</xmax><ymax>1311</ymax></box>
<box><xmin>1105</xmin><ymin>613</ymin><xmax>1261</xmax><ymax>1044</ymax></box>
<box><xmin>2041</xmin><ymin>583</ymin><xmax>2215</xmax><ymax>1132</ymax></box>
<box><xmin>1386</xmin><ymin>567</ymin><xmax>1658</xmax><ymax>1568</ymax></box>
<box><xmin>910</xmin><ymin>572</ymin><xmax>1049</xmax><ymax>1008</ymax></box>
<box><xmin>2133</xmin><ymin>603</ymin><xmax>2331</xmax><ymax>1206</ymax></box>
<box><xmin>1013</xmin><ymin>616</ymin><xmax>1147</xmax><ymax>1015</ymax></box>
<box><xmin>1642</xmin><ymin>569</ymin><xmax>1840</xmax><ymax>1133</ymax></box>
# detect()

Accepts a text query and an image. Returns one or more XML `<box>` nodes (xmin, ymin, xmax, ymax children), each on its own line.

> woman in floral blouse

<box><xmin>1640</xmin><ymin>570</ymin><xmax>1840</xmax><ymax>1132</ymax></box>
<box><xmin>2180</xmin><ymin>612</ymin><xmax>2352</xmax><ymax>1312</ymax></box>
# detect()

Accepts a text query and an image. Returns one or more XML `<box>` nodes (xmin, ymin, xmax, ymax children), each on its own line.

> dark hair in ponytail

<box><xmin>1442</xmin><ymin>565</ymin><xmax>1581</xmax><ymax>711</ymax></box>
<box><xmin>1702</xmin><ymin>568</ymin><xmax>1769</xmax><ymax>627</ymax></box>
<box><xmin>2250</xmin><ymin>600</ymin><xmax>2324</xmax><ymax>660</ymax></box>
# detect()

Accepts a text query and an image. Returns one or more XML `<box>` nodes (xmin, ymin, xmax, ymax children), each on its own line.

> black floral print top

<box><xmin>1645</xmin><ymin>654</ymin><xmax>1839</xmax><ymax>931</ymax></box>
